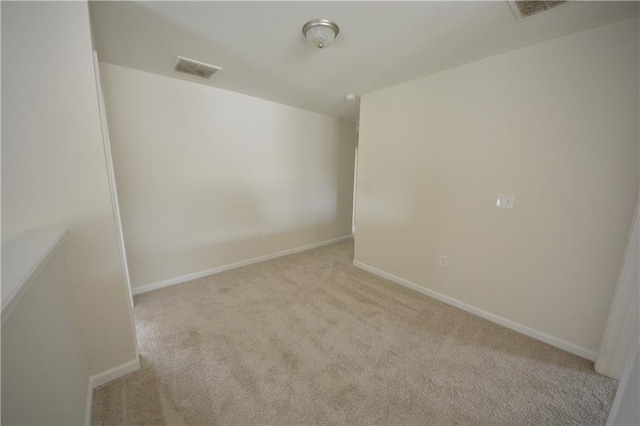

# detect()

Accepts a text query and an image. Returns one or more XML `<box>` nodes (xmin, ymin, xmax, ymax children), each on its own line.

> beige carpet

<box><xmin>93</xmin><ymin>239</ymin><xmax>617</xmax><ymax>425</ymax></box>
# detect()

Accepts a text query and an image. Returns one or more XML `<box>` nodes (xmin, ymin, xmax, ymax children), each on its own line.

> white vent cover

<box><xmin>173</xmin><ymin>56</ymin><xmax>221</xmax><ymax>79</ymax></box>
<box><xmin>508</xmin><ymin>0</ymin><xmax>572</xmax><ymax>21</ymax></box>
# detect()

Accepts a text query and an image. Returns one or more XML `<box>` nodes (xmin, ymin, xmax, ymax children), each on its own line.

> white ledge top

<box><xmin>2</xmin><ymin>227</ymin><xmax>67</xmax><ymax>326</ymax></box>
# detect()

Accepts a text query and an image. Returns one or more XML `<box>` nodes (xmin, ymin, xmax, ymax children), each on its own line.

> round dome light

<box><xmin>302</xmin><ymin>19</ymin><xmax>340</xmax><ymax>49</ymax></box>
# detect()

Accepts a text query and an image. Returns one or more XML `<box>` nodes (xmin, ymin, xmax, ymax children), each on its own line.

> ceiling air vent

<box><xmin>508</xmin><ymin>0</ymin><xmax>572</xmax><ymax>21</ymax></box>
<box><xmin>173</xmin><ymin>56</ymin><xmax>221</xmax><ymax>80</ymax></box>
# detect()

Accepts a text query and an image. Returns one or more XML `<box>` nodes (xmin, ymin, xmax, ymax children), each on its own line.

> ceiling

<box><xmin>89</xmin><ymin>1</ymin><xmax>639</xmax><ymax>122</ymax></box>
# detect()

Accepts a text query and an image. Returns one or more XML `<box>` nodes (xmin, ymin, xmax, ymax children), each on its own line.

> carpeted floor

<box><xmin>92</xmin><ymin>239</ymin><xmax>617</xmax><ymax>425</ymax></box>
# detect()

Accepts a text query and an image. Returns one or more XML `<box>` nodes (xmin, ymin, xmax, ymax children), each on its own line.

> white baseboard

<box><xmin>90</xmin><ymin>358</ymin><xmax>141</xmax><ymax>388</ymax></box>
<box><xmin>132</xmin><ymin>234</ymin><xmax>354</xmax><ymax>296</ymax></box>
<box><xmin>352</xmin><ymin>260</ymin><xmax>598</xmax><ymax>361</ymax></box>
<box><xmin>85</xmin><ymin>358</ymin><xmax>140</xmax><ymax>425</ymax></box>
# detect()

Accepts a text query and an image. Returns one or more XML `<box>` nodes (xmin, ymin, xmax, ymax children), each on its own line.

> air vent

<box><xmin>173</xmin><ymin>56</ymin><xmax>221</xmax><ymax>80</ymax></box>
<box><xmin>508</xmin><ymin>0</ymin><xmax>571</xmax><ymax>20</ymax></box>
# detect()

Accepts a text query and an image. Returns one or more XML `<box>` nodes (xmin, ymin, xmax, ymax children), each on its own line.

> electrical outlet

<box><xmin>439</xmin><ymin>255</ymin><xmax>448</xmax><ymax>267</ymax></box>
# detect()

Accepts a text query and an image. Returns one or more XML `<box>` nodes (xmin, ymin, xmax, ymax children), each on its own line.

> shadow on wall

<box><xmin>332</xmin><ymin>121</ymin><xmax>358</xmax><ymax>229</ymax></box>
<box><xmin>268</xmin><ymin>110</ymin><xmax>357</xmax><ymax>233</ymax></box>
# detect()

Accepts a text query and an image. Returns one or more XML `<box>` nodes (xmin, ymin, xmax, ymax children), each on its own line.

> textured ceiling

<box><xmin>89</xmin><ymin>1</ymin><xmax>639</xmax><ymax>122</ymax></box>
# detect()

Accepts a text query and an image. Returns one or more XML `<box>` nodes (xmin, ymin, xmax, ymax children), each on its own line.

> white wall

<box><xmin>2</xmin><ymin>243</ymin><xmax>88</xmax><ymax>425</ymax></box>
<box><xmin>99</xmin><ymin>63</ymin><xmax>357</xmax><ymax>289</ymax></box>
<box><xmin>355</xmin><ymin>18</ymin><xmax>639</xmax><ymax>354</ymax></box>
<box><xmin>608</xmin><ymin>345</ymin><xmax>640</xmax><ymax>426</ymax></box>
<box><xmin>1</xmin><ymin>1</ymin><xmax>138</xmax><ymax>376</ymax></box>
<box><xmin>596</xmin><ymin>197</ymin><xmax>639</xmax><ymax>379</ymax></box>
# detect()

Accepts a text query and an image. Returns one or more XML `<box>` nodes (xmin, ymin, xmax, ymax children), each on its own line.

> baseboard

<box><xmin>85</xmin><ymin>358</ymin><xmax>140</xmax><ymax>425</ymax></box>
<box><xmin>89</xmin><ymin>358</ymin><xmax>141</xmax><ymax>389</ymax></box>
<box><xmin>132</xmin><ymin>234</ymin><xmax>354</xmax><ymax>296</ymax></box>
<box><xmin>352</xmin><ymin>260</ymin><xmax>598</xmax><ymax>361</ymax></box>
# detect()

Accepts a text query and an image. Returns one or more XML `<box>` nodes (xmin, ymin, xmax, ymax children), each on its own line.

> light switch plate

<box><xmin>496</xmin><ymin>194</ymin><xmax>515</xmax><ymax>209</ymax></box>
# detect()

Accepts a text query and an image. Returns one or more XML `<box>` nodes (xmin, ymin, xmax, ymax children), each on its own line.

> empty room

<box><xmin>2</xmin><ymin>1</ymin><xmax>639</xmax><ymax>425</ymax></box>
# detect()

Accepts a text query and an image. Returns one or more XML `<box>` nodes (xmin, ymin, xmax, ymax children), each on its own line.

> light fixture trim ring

<box><xmin>302</xmin><ymin>19</ymin><xmax>340</xmax><ymax>38</ymax></box>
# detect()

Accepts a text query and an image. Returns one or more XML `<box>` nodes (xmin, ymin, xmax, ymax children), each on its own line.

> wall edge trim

<box><xmin>84</xmin><ymin>381</ymin><xmax>93</xmax><ymax>426</ymax></box>
<box><xmin>352</xmin><ymin>259</ymin><xmax>598</xmax><ymax>361</ymax></box>
<box><xmin>596</xmin><ymin>194</ymin><xmax>639</xmax><ymax>378</ymax></box>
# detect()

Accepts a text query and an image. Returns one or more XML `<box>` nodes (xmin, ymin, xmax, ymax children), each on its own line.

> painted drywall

<box><xmin>609</xmin><ymin>345</ymin><xmax>639</xmax><ymax>425</ymax></box>
<box><xmin>596</xmin><ymin>197</ymin><xmax>639</xmax><ymax>378</ymax></box>
<box><xmin>99</xmin><ymin>63</ymin><xmax>357</xmax><ymax>288</ymax></box>
<box><xmin>1</xmin><ymin>1</ymin><xmax>138</xmax><ymax>376</ymax></box>
<box><xmin>355</xmin><ymin>18</ymin><xmax>639</xmax><ymax>353</ymax></box>
<box><xmin>2</xmin><ymin>243</ymin><xmax>88</xmax><ymax>425</ymax></box>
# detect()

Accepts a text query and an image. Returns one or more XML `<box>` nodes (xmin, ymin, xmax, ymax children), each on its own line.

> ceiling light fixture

<box><xmin>302</xmin><ymin>19</ymin><xmax>339</xmax><ymax>49</ymax></box>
